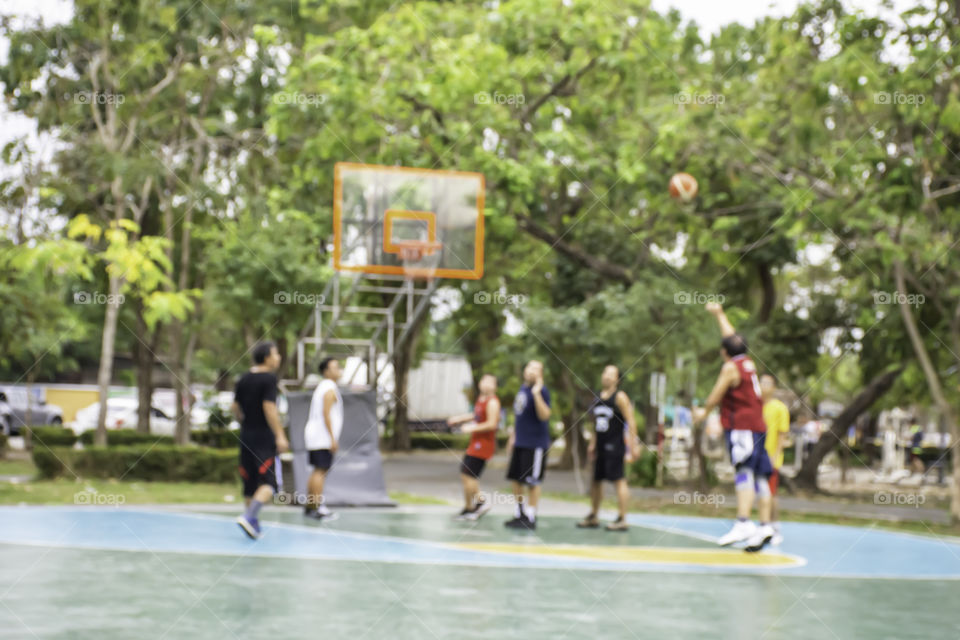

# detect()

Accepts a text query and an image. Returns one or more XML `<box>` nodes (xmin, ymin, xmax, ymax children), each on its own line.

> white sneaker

<box><xmin>717</xmin><ymin>520</ymin><xmax>756</xmax><ymax>546</ymax></box>
<box><xmin>771</xmin><ymin>533</ymin><xmax>784</xmax><ymax>546</ymax></box>
<box><xmin>744</xmin><ymin>524</ymin><xmax>775</xmax><ymax>553</ymax></box>
<box><xmin>466</xmin><ymin>501</ymin><xmax>492</xmax><ymax>521</ymax></box>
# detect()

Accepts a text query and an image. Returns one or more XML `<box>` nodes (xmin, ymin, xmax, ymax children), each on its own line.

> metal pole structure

<box><xmin>314</xmin><ymin>303</ymin><xmax>321</xmax><ymax>357</ymax></box>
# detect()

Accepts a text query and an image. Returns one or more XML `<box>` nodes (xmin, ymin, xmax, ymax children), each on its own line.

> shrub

<box><xmin>206</xmin><ymin>404</ymin><xmax>232</xmax><ymax>430</ymax></box>
<box><xmin>407</xmin><ymin>431</ymin><xmax>510</xmax><ymax>451</ymax></box>
<box><xmin>78</xmin><ymin>430</ymin><xmax>174</xmax><ymax>447</ymax></box>
<box><xmin>628</xmin><ymin>449</ymin><xmax>658</xmax><ymax>487</ymax></box>
<box><xmin>28</xmin><ymin>426</ymin><xmax>78</xmax><ymax>448</ymax></box>
<box><xmin>32</xmin><ymin>445</ymin><xmax>238</xmax><ymax>482</ymax></box>
<box><xmin>191</xmin><ymin>430</ymin><xmax>240</xmax><ymax>449</ymax></box>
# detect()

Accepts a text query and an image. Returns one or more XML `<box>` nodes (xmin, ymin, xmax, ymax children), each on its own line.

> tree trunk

<box><xmin>95</xmin><ymin>273</ymin><xmax>123</xmax><ymax>446</ymax></box>
<box><xmin>894</xmin><ymin>260</ymin><xmax>960</xmax><ymax>521</ymax></box>
<box><xmin>557</xmin><ymin>368</ymin><xmax>586</xmax><ymax>471</ymax></box>
<box><xmin>389</xmin><ymin>286</ymin><xmax>435</xmax><ymax>451</ymax></box>
<box><xmin>174</xmin><ymin>330</ymin><xmax>198</xmax><ymax>445</ymax></box>
<box><xmin>644</xmin><ymin>400</ymin><xmax>658</xmax><ymax>445</ymax></box>
<box><xmin>690</xmin><ymin>422</ymin><xmax>710</xmax><ymax>491</ymax></box>
<box><xmin>170</xmin><ymin>317</ymin><xmax>187</xmax><ymax>444</ymax></box>
<box><xmin>794</xmin><ymin>366</ymin><xmax>902</xmax><ymax>490</ymax></box>
<box><xmin>390</xmin><ymin>339</ymin><xmax>413</xmax><ymax>451</ymax></box>
<box><xmin>757</xmin><ymin>261</ymin><xmax>775</xmax><ymax>323</ymax></box>
<box><xmin>24</xmin><ymin>370</ymin><xmax>35</xmax><ymax>428</ymax></box>
<box><xmin>135</xmin><ymin>300</ymin><xmax>154</xmax><ymax>434</ymax></box>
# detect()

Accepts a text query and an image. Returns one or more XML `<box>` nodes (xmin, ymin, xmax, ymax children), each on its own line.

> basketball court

<box><xmin>1</xmin><ymin>504</ymin><xmax>958</xmax><ymax>638</ymax></box>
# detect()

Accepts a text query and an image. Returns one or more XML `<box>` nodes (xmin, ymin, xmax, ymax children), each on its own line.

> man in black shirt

<box><xmin>233</xmin><ymin>341</ymin><xmax>290</xmax><ymax>539</ymax></box>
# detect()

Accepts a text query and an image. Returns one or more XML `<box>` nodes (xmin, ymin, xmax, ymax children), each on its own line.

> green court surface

<box><xmin>0</xmin><ymin>506</ymin><xmax>958</xmax><ymax>639</ymax></box>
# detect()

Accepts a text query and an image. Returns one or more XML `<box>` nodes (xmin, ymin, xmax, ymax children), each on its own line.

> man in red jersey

<box><xmin>693</xmin><ymin>302</ymin><xmax>774</xmax><ymax>552</ymax></box>
<box><xmin>447</xmin><ymin>374</ymin><xmax>501</xmax><ymax>521</ymax></box>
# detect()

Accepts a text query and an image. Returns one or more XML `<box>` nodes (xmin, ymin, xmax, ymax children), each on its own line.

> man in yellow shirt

<box><xmin>761</xmin><ymin>375</ymin><xmax>790</xmax><ymax>545</ymax></box>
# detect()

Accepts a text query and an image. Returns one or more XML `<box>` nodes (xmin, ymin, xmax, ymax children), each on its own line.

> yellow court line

<box><xmin>453</xmin><ymin>543</ymin><xmax>802</xmax><ymax>568</ymax></box>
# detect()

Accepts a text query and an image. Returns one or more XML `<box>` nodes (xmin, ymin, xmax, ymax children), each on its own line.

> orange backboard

<box><xmin>333</xmin><ymin>163</ymin><xmax>484</xmax><ymax>279</ymax></box>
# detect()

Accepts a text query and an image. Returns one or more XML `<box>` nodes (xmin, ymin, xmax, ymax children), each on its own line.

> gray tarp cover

<box><xmin>285</xmin><ymin>389</ymin><xmax>394</xmax><ymax>506</ymax></box>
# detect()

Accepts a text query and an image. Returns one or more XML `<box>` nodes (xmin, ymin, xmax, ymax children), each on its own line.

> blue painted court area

<box><xmin>0</xmin><ymin>506</ymin><xmax>958</xmax><ymax>638</ymax></box>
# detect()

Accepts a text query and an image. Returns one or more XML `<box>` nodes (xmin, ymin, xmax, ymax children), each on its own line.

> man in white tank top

<box><xmin>304</xmin><ymin>357</ymin><xmax>343</xmax><ymax>520</ymax></box>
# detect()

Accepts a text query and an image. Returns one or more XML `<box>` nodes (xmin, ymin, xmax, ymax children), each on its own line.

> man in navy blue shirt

<box><xmin>505</xmin><ymin>360</ymin><xmax>552</xmax><ymax>530</ymax></box>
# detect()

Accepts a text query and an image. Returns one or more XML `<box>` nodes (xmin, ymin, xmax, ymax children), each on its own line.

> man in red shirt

<box><xmin>693</xmin><ymin>303</ymin><xmax>774</xmax><ymax>552</ymax></box>
<box><xmin>447</xmin><ymin>374</ymin><xmax>501</xmax><ymax>521</ymax></box>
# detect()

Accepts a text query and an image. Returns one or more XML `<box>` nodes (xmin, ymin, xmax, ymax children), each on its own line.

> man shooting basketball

<box><xmin>505</xmin><ymin>360</ymin><xmax>551</xmax><ymax>530</ymax></box>
<box><xmin>692</xmin><ymin>303</ymin><xmax>774</xmax><ymax>552</ymax></box>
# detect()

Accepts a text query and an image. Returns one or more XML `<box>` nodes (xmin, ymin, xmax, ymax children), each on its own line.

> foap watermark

<box><xmin>474</xmin><ymin>91</ymin><xmax>525</xmax><ymax>107</ymax></box>
<box><xmin>273</xmin><ymin>92</ymin><xmax>326</xmax><ymax>106</ymax></box>
<box><xmin>473</xmin><ymin>290</ymin><xmax>526</xmax><ymax>307</ymax></box>
<box><xmin>477</xmin><ymin>490</ymin><xmax>521</xmax><ymax>507</ymax></box>
<box><xmin>874</xmin><ymin>91</ymin><xmax>925</xmax><ymax>106</ymax></box>
<box><xmin>73</xmin><ymin>291</ymin><xmax>125</xmax><ymax>305</ymax></box>
<box><xmin>674</xmin><ymin>291</ymin><xmax>725</xmax><ymax>305</ymax></box>
<box><xmin>874</xmin><ymin>491</ymin><xmax>925</xmax><ymax>508</ymax></box>
<box><xmin>274</xmin><ymin>291</ymin><xmax>326</xmax><ymax>305</ymax></box>
<box><xmin>674</xmin><ymin>491</ymin><xmax>726</xmax><ymax>507</ymax></box>
<box><xmin>273</xmin><ymin>492</ymin><xmax>320</xmax><ymax>506</ymax></box>
<box><xmin>74</xmin><ymin>490</ymin><xmax>126</xmax><ymax>506</ymax></box>
<box><xmin>873</xmin><ymin>291</ymin><xmax>924</xmax><ymax>308</ymax></box>
<box><xmin>674</xmin><ymin>92</ymin><xmax>725</xmax><ymax>107</ymax></box>
<box><xmin>67</xmin><ymin>91</ymin><xmax>125</xmax><ymax>105</ymax></box>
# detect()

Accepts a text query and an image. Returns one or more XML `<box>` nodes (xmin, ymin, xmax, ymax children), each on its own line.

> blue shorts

<box><xmin>724</xmin><ymin>429</ymin><xmax>773</xmax><ymax>478</ymax></box>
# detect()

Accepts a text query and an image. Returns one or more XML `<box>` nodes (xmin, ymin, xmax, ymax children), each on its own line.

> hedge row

<box><xmin>191</xmin><ymin>430</ymin><xmax>240</xmax><ymax>449</ymax></box>
<box><xmin>79</xmin><ymin>430</ymin><xmax>174</xmax><ymax>447</ymax></box>
<box><xmin>407</xmin><ymin>431</ymin><xmax>510</xmax><ymax>451</ymax></box>
<box><xmin>26</xmin><ymin>427</ymin><xmax>239</xmax><ymax>449</ymax></box>
<box><xmin>28</xmin><ymin>426</ymin><xmax>78</xmax><ymax>447</ymax></box>
<box><xmin>33</xmin><ymin>445</ymin><xmax>237</xmax><ymax>482</ymax></box>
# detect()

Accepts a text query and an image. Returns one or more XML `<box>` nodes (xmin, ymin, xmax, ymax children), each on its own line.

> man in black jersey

<box><xmin>577</xmin><ymin>365</ymin><xmax>639</xmax><ymax>531</ymax></box>
<box><xmin>233</xmin><ymin>341</ymin><xmax>290</xmax><ymax>539</ymax></box>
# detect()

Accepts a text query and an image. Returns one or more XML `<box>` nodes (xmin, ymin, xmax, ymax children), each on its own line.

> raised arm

<box><xmin>532</xmin><ymin>377</ymin><xmax>551</xmax><ymax>421</ymax></box>
<box><xmin>706</xmin><ymin>302</ymin><xmax>735</xmax><ymax>338</ymax></box>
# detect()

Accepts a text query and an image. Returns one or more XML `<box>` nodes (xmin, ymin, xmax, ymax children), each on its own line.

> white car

<box><xmin>153</xmin><ymin>399</ymin><xmax>211</xmax><ymax>429</ymax></box>
<box><xmin>71</xmin><ymin>398</ymin><xmax>176</xmax><ymax>437</ymax></box>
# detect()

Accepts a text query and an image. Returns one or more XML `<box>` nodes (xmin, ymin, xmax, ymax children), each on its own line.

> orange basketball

<box><xmin>669</xmin><ymin>172</ymin><xmax>698</xmax><ymax>202</ymax></box>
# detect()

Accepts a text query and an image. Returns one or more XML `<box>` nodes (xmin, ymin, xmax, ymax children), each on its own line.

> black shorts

<box><xmin>309</xmin><ymin>449</ymin><xmax>334</xmax><ymax>471</ymax></box>
<box><xmin>594</xmin><ymin>446</ymin><xmax>625</xmax><ymax>482</ymax></box>
<box><xmin>506</xmin><ymin>447</ymin><xmax>547</xmax><ymax>486</ymax></box>
<box><xmin>239</xmin><ymin>446</ymin><xmax>278</xmax><ymax>497</ymax></box>
<box><xmin>460</xmin><ymin>454</ymin><xmax>487</xmax><ymax>479</ymax></box>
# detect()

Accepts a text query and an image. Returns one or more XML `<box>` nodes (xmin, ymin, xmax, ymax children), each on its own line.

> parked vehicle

<box><xmin>0</xmin><ymin>395</ymin><xmax>13</xmax><ymax>436</ymax></box>
<box><xmin>71</xmin><ymin>398</ymin><xmax>176</xmax><ymax>437</ymax></box>
<box><xmin>0</xmin><ymin>386</ymin><xmax>64</xmax><ymax>434</ymax></box>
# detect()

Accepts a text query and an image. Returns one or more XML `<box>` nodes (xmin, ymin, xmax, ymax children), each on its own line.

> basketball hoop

<box><xmin>333</xmin><ymin>163</ymin><xmax>485</xmax><ymax>280</ymax></box>
<box><xmin>394</xmin><ymin>240</ymin><xmax>441</xmax><ymax>264</ymax></box>
<box><xmin>398</xmin><ymin>246</ymin><xmax>424</xmax><ymax>262</ymax></box>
